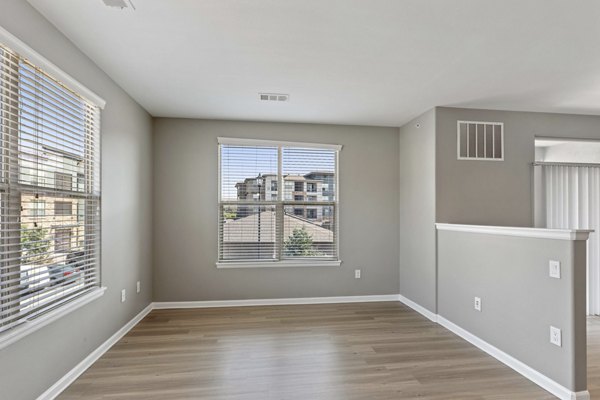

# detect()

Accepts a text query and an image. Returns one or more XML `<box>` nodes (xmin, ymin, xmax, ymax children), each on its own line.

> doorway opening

<box><xmin>534</xmin><ymin>137</ymin><xmax>600</xmax><ymax>396</ymax></box>
<box><xmin>534</xmin><ymin>137</ymin><xmax>600</xmax><ymax>316</ymax></box>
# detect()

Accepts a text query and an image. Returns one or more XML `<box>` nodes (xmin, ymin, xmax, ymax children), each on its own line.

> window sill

<box><xmin>216</xmin><ymin>260</ymin><xmax>342</xmax><ymax>269</ymax></box>
<box><xmin>0</xmin><ymin>286</ymin><xmax>106</xmax><ymax>351</ymax></box>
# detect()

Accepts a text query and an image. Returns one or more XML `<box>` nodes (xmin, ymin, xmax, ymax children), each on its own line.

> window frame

<box><xmin>0</xmin><ymin>26</ymin><xmax>105</xmax><ymax>350</ymax></box>
<box><xmin>216</xmin><ymin>137</ymin><xmax>342</xmax><ymax>268</ymax></box>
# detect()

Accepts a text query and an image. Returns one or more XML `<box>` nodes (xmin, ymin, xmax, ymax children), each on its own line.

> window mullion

<box><xmin>276</xmin><ymin>145</ymin><xmax>283</xmax><ymax>261</ymax></box>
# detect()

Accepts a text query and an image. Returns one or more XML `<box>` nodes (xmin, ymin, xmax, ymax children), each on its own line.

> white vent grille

<box><xmin>457</xmin><ymin>121</ymin><xmax>504</xmax><ymax>160</ymax></box>
<box><xmin>103</xmin><ymin>0</ymin><xmax>129</xmax><ymax>8</ymax></box>
<box><xmin>259</xmin><ymin>93</ymin><xmax>289</xmax><ymax>102</ymax></box>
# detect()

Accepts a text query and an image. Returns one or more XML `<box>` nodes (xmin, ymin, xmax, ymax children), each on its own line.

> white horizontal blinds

<box><xmin>281</xmin><ymin>147</ymin><xmax>337</xmax><ymax>259</ymax></box>
<box><xmin>218</xmin><ymin>141</ymin><xmax>339</xmax><ymax>262</ymax></box>
<box><xmin>0</xmin><ymin>44</ymin><xmax>101</xmax><ymax>333</ymax></box>
<box><xmin>219</xmin><ymin>145</ymin><xmax>278</xmax><ymax>261</ymax></box>
<box><xmin>457</xmin><ymin>121</ymin><xmax>503</xmax><ymax>160</ymax></box>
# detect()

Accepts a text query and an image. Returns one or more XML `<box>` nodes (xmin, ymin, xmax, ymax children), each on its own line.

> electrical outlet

<box><xmin>550</xmin><ymin>326</ymin><xmax>562</xmax><ymax>347</ymax></box>
<box><xmin>474</xmin><ymin>297</ymin><xmax>482</xmax><ymax>311</ymax></box>
<box><xmin>354</xmin><ymin>269</ymin><xmax>361</xmax><ymax>279</ymax></box>
<box><xmin>549</xmin><ymin>260</ymin><xmax>561</xmax><ymax>279</ymax></box>
<box><xmin>136</xmin><ymin>281</ymin><xmax>141</xmax><ymax>293</ymax></box>
<box><xmin>121</xmin><ymin>289</ymin><xmax>126</xmax><ymax>303</ymax></box>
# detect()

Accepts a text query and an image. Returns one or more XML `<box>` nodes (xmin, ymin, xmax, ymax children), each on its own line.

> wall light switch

<box><xmin>549</xmin><ymin>260</ymin><xmax>561</xmax><ymax>279</ymax></box>
<box><xmin>121</xmin><ymin>289</ymin><xmax>127</xmax><ymax>303</ymax></box>
<box><xmin>474</xmin><ymin>297</ymin><xmax>482</xmax><ymax>311</ymax></box>
<box><xmin>355</xmin><ymin>269</ymin><xmax>361</xmax><ymax>279</ymax></box>
<box><xmin>550</xmin><ymin>326</ymin><xmax>562</xmax><ymax>347</ymax></box>
<box><xmin>136</xmin><ymin>281</ymin><xmax>141</xmax><ymax>293</ymax></box>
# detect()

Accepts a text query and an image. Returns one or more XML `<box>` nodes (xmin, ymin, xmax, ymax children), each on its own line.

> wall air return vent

<box><xmin>259</xmin><ymin>93</ymin><xmax>289</xmax><ymax>102</ymax></box>
<box><xmin>457</xmin><ymin>121</ymin><xmax>504</xmax><ymax>161</ymax></box>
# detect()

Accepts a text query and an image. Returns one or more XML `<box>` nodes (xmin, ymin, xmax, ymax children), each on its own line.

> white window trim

<box><xmin>0</xmin><ymin>26</ymin><xmax>104</xmax><ymax>346</ymax></box>
<box><xmin>0</xmin><ymin>25</ymin><xmax>106</xmax><ymax>109</ymax></box>
<box><xmin>0</xmin><ymin>287</ymin><xmax>106</xmax><ymax>351</ymax></box>
<box><xmin>217</xmin><ymin>137</ymin><xmax>342</xmax><ymax>268</ymax></box>
<box><xmin>217</xmin><ymin>137</ymin><xmax>342</xmax><ymax>151</ymax></box>
<box><xmin>216</xmin><ymin>260</ymin><xmax>342</xmax><ymax>269</ymax></box>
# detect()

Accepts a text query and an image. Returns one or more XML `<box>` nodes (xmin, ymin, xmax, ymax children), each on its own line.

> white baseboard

<box><xmin>572</xmin><ymin>391</ymin><xmax>591</xmax><ymax>400</ymax></box>
<box><xmin>36</xmin><ymin>303</ymin><xmax>153</xmax><ymax>400</ymax></box>
<box><xmin>153</xmin><ymin>294</ymin><xmax>399</xmax><ymax>309</ymax></box>
<box><xmin>397</xmin><ymin>294</ymin><xmax>438</xmax><ymax>322</ymax></box>
<box><xmin>437</xmin><ymin>316</ymin><xmax>589</xmax><ymax>400</ymax></box>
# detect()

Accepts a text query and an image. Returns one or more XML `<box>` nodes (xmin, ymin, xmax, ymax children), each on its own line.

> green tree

<box><xmin>284</xmin><ymin>227</ymin><xmax>320</xmax><ymax>256</ymax></box>
<box><xmin>21</xmin><ymin>225</ymin><xmax>50</xmax><ymax>264</ymax></box>
<box><xmin>223</xmin><ymin>206</ymin><xmax>237</xmax><ymax>220</ymax></box>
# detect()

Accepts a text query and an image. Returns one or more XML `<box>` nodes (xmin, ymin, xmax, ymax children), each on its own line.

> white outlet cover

<box><xmin>136</xmin><ymin>281</ymin><xmax>141</xmax><ymax>293</ymax></box>
<box><xmin>354</xmin><ymin>269</ymin><xmax>361</xmax><ymax>279</ymax></box>
<box><xmin>550</xmin><ymin>326</ymin><xmax>562</xmax><ymax>347</ymax></box>
<box><xmin>549</xmin><ymin>260</ymin><xmax>561</xmax><ymax>279</ymax></box>
<box><xmin>121</xmin><ymin>289</ymin><xmax>126</xmax><ymax>303</ymax></box>
<box><xmin>474</xmin><ymin>297</ymin><xmax>482</xmax><ymax>311</ymax></box>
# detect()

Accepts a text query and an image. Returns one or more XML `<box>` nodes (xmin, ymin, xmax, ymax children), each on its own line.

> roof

<box><xmin>283</xmin><ymin>176</ymin><xmax>306</xmax><ymax>181</ymax></box>
<box><xmin>304</xmin><ymin>171</ymin><xmax>334</xmax><ymax>176</ymax></box>
<box><xmin>222</xmin><ymin>212</ymin><xmax>333</xmax><ymax>243</ymax></box>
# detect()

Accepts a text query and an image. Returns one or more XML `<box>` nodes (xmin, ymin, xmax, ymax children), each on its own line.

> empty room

<box><xmin>1</xmin><ymin>1</ymin><xmax>600</xmax><ymax>399</ymax></box>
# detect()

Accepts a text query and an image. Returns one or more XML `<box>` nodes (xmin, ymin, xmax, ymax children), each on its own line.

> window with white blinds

<box><xmin>0</xmin><ymin>42</ymin><xmax>101</xmax><ymax>334</ymax></box>
<box><xmin>218</xmin><ymin>138</ymin><xmax>341</xmax><ymax>266</ymax></box>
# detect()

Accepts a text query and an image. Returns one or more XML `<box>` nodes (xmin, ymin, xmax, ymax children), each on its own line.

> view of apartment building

<box><xmin>235</xmin><ymin>172</ymin><xmax>333</xmax><ymax>220</ymax></box>
<box><xmin>17</xmin><ymin>144</ymin><xmax>91</xmax><ymax>300</ymax></box>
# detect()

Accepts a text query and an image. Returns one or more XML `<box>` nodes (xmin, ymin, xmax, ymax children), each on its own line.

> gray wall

<box><xmin>437</xmin><ymin>229</ymin><xmax>588</xmax><ymax>391</ymax></box>
<box><xmin>153</xmin><ymin>118</ymin><xmax>399</xmax><ymax>301</ymax></box>
<box><xmin>0</xmin><ymin>2</ymin><xmax>153</xmax><ymax>400</ymax></box>
<box><xmin>399</xmin><ymin>109</ymin><xmax>437</xmax><ymax>312</ymax></box>
<box><xmin>436</xmin><ymin>107</ymin><xmax>600</xmax><ymax>227</ymax></box>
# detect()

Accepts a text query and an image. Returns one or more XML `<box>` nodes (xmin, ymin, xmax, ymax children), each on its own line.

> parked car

<box><xmin>18</xmin><ymin>265</ymin><xmax>50</xmax><ymax>296</ymax></box>
<box><xmin>18</xmin><ymin>251</ymin><xmax>86</xmax><ymax>295</ymax></box>
<box><xmin>48</xmin><ymin>251</ymin><xmax>85</xmax><ymax>284</ymax></box>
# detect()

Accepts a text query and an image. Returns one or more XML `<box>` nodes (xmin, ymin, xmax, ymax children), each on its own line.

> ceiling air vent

<box><xmin>259</xmin><ymin>93</ymin><xmax>289</xmax><ymax>102</ymax></box>
<box><xmin>102</xmin><ymin>0</ymin><xmax>135</xmax><ymax>9</ymax></box>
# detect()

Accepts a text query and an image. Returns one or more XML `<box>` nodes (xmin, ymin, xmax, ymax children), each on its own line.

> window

<box><xmin>54</xmin><ymin>201</ymin><xmax>73</xmax><ymax>216</ymax></box>
<box><xmin>307</xmin><ymin>182</ymin><xmax>317</xmax><ymax>192</ymax></box>
<box><xmin>76</xmin><ymin>199</ymin><xmax>84</xmax><ymax>223</ymax></box>
<box><xmin>457</xmin><ymin>121</ymin><xmax>503</xmax><ymax>160</ymax></box>
<box><xmin>218</xmin><ymin>138</ymin><xmax>341</xmax><ymax>266</ymax></box>
<box><xmin>31</xmin><ymin>200</ymin><xmax>45</xmax><ymax>217</ymax></box>
<box><xmin>271</xmin><ymin>181</ymin><xmax>277</xmax><ymax>191</ymax></box>
<box><xmin>55</xmin><ymin>172</ymin><xmax>73</xmax><ymax>191</ymax></box>
<box><xmin>0</xmin><ymin>40</ymin><xmax>102</xmax><ymax>336</ymax></box>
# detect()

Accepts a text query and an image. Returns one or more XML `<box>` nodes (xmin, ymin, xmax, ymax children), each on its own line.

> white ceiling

<box><xmin>27</xmin><ymin>0</ymin><xmax>600</xmax><ymax>127</ymax></box>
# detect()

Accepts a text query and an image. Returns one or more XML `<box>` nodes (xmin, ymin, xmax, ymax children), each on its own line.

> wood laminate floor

<box><xmin>58</xmin><ymin>302</ymin><xmax>600</xmax><ymax>399</ymax></box>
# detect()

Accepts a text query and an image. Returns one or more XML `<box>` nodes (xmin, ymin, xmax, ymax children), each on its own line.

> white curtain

<box><xmin>536</xmin><ymin>164</ymin><xmax>600</xmax><ymax>316</ymax></box>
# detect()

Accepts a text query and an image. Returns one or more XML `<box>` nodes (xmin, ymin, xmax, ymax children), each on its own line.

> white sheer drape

<box><xmin>536</xmin><ymin>164</ymin><xmax>600</xmax><ymax>316</ymax></box>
